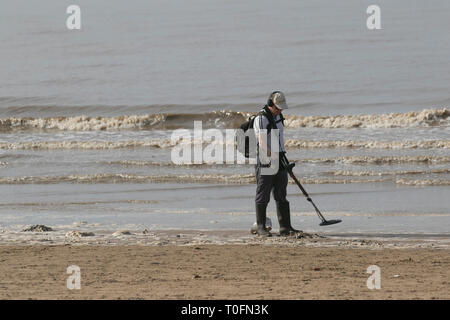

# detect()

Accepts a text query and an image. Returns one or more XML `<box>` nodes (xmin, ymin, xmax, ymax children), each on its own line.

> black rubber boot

<box><xmin>276</xmin><ymin>201</ymin><xmax>302</xmax><ymax>236</ymax></box>
<box><xmin>255</xmin><ymin>203</ymin><xmax>271</xmax><ymax>237</ymax></box>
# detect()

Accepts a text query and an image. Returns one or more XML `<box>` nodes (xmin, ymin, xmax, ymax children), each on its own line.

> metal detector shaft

<box><xmin>281</xmin><ymin>154</ymin><xmax>340</xmax><ymax>225</ymax></box>
<box><xmin>285</xmin><ymin>164</ymin><xmax>328</xmax><ymax>222</ymax></box>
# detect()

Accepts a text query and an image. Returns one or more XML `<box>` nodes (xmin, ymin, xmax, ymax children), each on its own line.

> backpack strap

<box><xmin>260</xmin><ymin>106</ymin><xmax>281</xmax><ymax>133</ymax></box>
<box><xmin>277</xmin><ymin>113</ymin><xmax>285</xmax><ymax>126</ymax></box>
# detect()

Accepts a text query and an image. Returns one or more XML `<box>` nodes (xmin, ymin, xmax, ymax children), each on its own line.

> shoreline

<box><xmin>0</xmin><ymin>228</ymin><xmax>449</xmax><ymax>249</ymax></box>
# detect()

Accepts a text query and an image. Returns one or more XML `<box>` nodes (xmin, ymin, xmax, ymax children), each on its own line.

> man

<box><xmin>253</xmin><ymin>91</ymin><xmax>301</xmax><ymax>237</ymax></box>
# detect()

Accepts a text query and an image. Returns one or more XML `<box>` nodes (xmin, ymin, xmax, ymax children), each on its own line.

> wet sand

<box><xmin>0</xmin><ymin>231</ymin><xmax>449</xmax><ymax>299</ymax></box>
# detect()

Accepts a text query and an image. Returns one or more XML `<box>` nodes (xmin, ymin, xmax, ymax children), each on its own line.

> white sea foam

<box><xmin>395</xmin><ymin>179</ymin><xmax>450</xmax><ymax>186</ymax></box>
<box><xmin>285</xmin><ymin>108</ymin><xmax>449</xmax><ymax>128</ymax></box>
<box><xmin>101</xmin><ymin>155</ymin><xmax>450</xmax><ymax>167</ymax></box>
<box><xmin>284</xmin><ymin>139</ymin><xmax>450</xmax><ymax>149</ymax></box>
<box><xmin>1</xmin><ymin>173</ymin><xmax>447</xmax><ymax>186</ymax></box>
<box><xmin>298</xmin><ymin>156</ymin><xmax>450</xmax><ymax>164</ymax></box>
<box><xmin>0</xmin><ymin>108</ymin><xmax>447</xmax><ymax>131</ymax></box>
<box><xmin>0</xmin><ymin>140</ymin><xmax>178</xmax><ymax>150</ymax></box>
<box><xmin>1</xmin><ymin>138</ymin><xmax>449</xmax><ymax>150</ymax></box>
<box><xmin>328</xmin><ymin>169</ymin><xmax>450</xmax><ymax>177</ymax></box>
<box><xmin>0</xmin><ymin>174</ymin><xmax>256</xmax><ymax>184</ymax></box>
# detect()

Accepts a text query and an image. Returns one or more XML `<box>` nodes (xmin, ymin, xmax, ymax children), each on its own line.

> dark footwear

<box><xmin>255</xmin><ymin>203</ymin><xmax>271</xmax><ymax>237</ymax></box>
<box><xmin>276</xmin><ymin>201</ymin><xmax>302</xmax><ymax>236</ymax></box>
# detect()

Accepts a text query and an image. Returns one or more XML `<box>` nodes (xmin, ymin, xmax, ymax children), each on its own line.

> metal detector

<box><xmin>281</xmin><ymin>154</ymin><xmax>342</xmax><ymax>226</ymax></box>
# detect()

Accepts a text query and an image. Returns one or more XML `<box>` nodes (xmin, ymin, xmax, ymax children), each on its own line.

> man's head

<box><xmin>267</xmin><ymin>91</ymin><xmax>288</xmax><ymax>115</ymax></box>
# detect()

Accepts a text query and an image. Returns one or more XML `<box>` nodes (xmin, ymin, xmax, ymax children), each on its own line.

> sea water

<box><xmin>0</xmin><ymin>0</ymin><xmax>449</xmax><ymax>236</ymax></box>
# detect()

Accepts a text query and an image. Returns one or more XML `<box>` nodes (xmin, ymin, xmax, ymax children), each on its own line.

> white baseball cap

<box><xmin>270</xmin><ymin>91</ymin><xmax>288</xmax><ymax>110</ymax></box>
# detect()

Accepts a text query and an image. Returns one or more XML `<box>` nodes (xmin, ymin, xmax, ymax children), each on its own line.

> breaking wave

<box><xmin>0</xmin><ymin>199</ymin><xmax>158</xmax><ymax>207</ymax></box>
<box><xmin>100</xmin><ymin>160</ymin><xmax>228</xmax><ymax>167</ymax></box>
<box><xmin>102</xmin><ymin>155</ymin><xmax>450</xmax><ymax>167</ymax></box>
<box><xmin>395</xmin><ymin>179</ymin><xmax>450</xmax><ymax>186</ymax></box>
<box><xmin>0</xmin><ymin>140</ymin><xmax>177</xmax><ymax>150</ymax></box>
<box><xmin>284</xmin><ymin>139</ymin><xmax>450</xmax><ymax>149</ymax></box>
<box><xmin>1</xmin><ymin>139</ymin><xmax>449</xmax><ymax>150</ymax></box>
<box><xmin>327</xmin><ymin>169</ymin><xmax>450</xmax><ymax>177</ymax></box>
<box><xmin>0</xmin><ymin>173</ymin><xmax>448</xmax><ymax>186</ymax></box>
<box><xmin>0</xmin><ymin>174</ymin><xmax>256</xmax><ymax>184</ymax></box>
<box><xmin>0</xmin><ymin>110</ymin><xmax>249</xmax><ymax>131</ymax></box>
<box><xmin>0</xmin><ymin>108</ymin><xmax>447</xmax><ymax>131</ymax></box>
<box><xmin>298</xmin><ymin>155</ymin><xmax>450</xmax><ymax>164</ymax></box>
<box><xmin>285</xmin><ymin>108</ymin><xmax>449</xmax><ymax>128</ymax></box>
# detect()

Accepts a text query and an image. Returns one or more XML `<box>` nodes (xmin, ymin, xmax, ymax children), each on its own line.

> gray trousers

<box><xmin>255</xmin><ymin>166</ymin><xmax>288</xmax><ymax>204</ymax></box>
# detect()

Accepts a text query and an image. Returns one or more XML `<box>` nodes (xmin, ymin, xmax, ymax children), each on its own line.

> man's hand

<box><xmin>280</xmin><ymin>153</ymin><xmax>295</xmax><ymax>172</ymax></box>
<box><xmin>284</xmin><ymin>161</ymin><xmax>295</xmax><ymax>172</ymax></box>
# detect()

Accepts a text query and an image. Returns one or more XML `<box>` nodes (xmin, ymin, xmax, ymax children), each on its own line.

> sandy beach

<box><xmin>2</xmin><ymin>0</ymin><xmax>449</xmax><ymax>303</ymax></box>
<box><xmin>0</xmin><ymin>231</ymin><xmax>448</xmax><ymax>300</ymax></box>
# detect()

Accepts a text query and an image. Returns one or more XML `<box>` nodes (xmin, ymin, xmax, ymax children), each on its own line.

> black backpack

<box><xmin>236</xmin><ymin>107</ymin><xmax>282</xmax><ymax>158</ymax></box>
